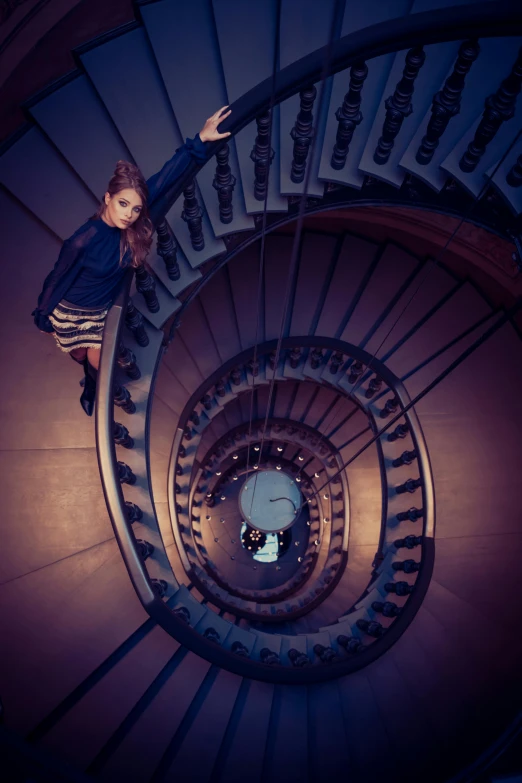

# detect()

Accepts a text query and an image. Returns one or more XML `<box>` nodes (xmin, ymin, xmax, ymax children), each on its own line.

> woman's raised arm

<box><xmin>146</xmin><ymin>106</ymin><xmax>231</xmax><ymax>228</ymax></box>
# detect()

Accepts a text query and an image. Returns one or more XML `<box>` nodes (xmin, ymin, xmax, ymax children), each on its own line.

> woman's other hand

<box><xmin>199</xmin><ymin>106</ymin><xmax>232</xmax><ymax>143</ymax></box>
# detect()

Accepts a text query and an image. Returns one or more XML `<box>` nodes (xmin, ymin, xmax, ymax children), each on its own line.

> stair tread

<box><xmin>28</xmin><ymin>73</ymin><xmax>131</xmax><ymax>199</ymax></box>
<box><xmin>340</xmin><ymin>243</ymin><xmax>419</xmax><ymax>347</ymax></box>
<box><xmin>315</xmin><ymin>234</ymin><xmax>379</xmax><ymax>338</ymax></box>
<box><xmin>0</xmin><ymin>126</ymin><xmax>97</xmax><ymax>238</ymax></box>
<box><xmin>98</xmin><ymin>651</ymin><xmax>212</xmax><ymax>782</ymax></box>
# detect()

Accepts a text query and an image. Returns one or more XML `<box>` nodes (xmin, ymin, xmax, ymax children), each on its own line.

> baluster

<box><xmin>260</xmin><ymin>647</ymin><xmax>281</xmax><ymax>666</ymax></box>
<box><xmin>156</xmin><ymin>219</ymin><xmax>180</xmax><ymax>281</ymax></box>
<box><xmin>460</xmin><ymin>47</ymin><xmax>522</xmax><ymax>173</ymax></box>
<box><xmin>337</xmin><ymin>634</ymin><xmax>363</xmax><ymax>653</ymax></box>
<box><xmin>231</xmin><ymin>641</ymin><xmax>250</xmax><ymax>658</ymax></box>
<box><xmin>416</xmin><ymin>40</ymin><xmax>480</xmax><ymax>165</ymax></box>
<box><xmin>507</xmin><ymin>153</ymin><xmax>522</xmax><ymax>187</ymax></box>
<box><xmin>173</xmin><ymin>606</ymin><xmax>191</xmax><ymax>624</ymax></box>
<box><xmin>213</xmin><ymin>143</ymin><xmax>236</xmax><ymax>223</ymax></box>
<box><xmin>151</xmin><ymin>578</ymin><xmax>168</xmax><ymax>598</ymax></box>
<box><xmin>394</xmin><ymin>534</ymin><xmax>422</xmax><ymax>549</ymax></box>
<box><xmin>247</xmin><ymin>357</ymin><xmax>259</xmax><ymax>377</ymax></box>
<box><xmin>391</xmin><ymin>558</ymin><xmax>420</xmax><ymax>573</ymax></box>
<box><xmin>113</xmin><ymin>421</ymin><xmax>134</xmax><ymax>449</ymax></box>
<box><xmin>114</xmin><ymin>384</ymin><xmax>136</xmax><ymax>414</ymax></box>
<box><xmin>125</xmin><ymin>501</ymin><xmax>143</xmax><ymax>523</ymax></box>
<box><xmin>372</xmin><ymin>600</ymin><xmax>402</xmax><ymax>618</ymax></box>
<box><xmin>331</xmin><ymin>61</ymin><xmax>368</xmax><ymax>170</ymax></box>
<box><xmin>200</xmin><ymin>394</ymin><xmax>213</xmax><ymax>411</ymax></box>
<box><xmin>380</xmin><ymin>397</ymin><xmax>400</xmax><ymax>419</ymax></box>
<box><xmin>136</xmin><ymin>539</ymin><xmax>154</xmax><ymax>561</ymax></box>
<box><xmin>387</xmin><ymin>422</ymin><xmax>409</xmax><ymax>442</ymax></box>
<box><xmin>215</xmin><ymin>379</ymin><xmax>227</xmax><ymax>397</ymax></box>
<box><xmin>374</xmin><ymin>46</ymin><xmax>426</xmax><ymax>165</ymax></box>
<box><xmin>309</xmin><ymin>347</ymin><xmax>324</xmax><ymax>369</ymax></box>
<box><xmin>395</xmin><ymin>477</ymin><xmax>422</xmax><ymax>495</ymax></box>
<box><xmin>365</xmin><ymin>376</ymin><xmax>383</xmax><ymax>399</ymax></box>
<box><xmin>250</xmin><ymin>110</ymin><xmax>275</xmax><ymax>201</ymax></box>
<box><xmin>384</xmin><ymin>580</ymin><xmax>413</xmax><ymax>596</ymax></box>
<box><xmin>313</xmin><ymin>644</ymin><xmax>337</xmax><ymax>664</ymax></box>
<box><xmin>329</xmin><ymin>351</ymin><xmax>344</xmax><ymax>374</ymax></box>
<box><xmin>356</xmin><ymin>618</ymin><xmax>384</xmax><ymax>638</ymax></box>
<box><xmin>288</xmin><ymin>648</ymin><xmax>311</xmax><ymax>667</ymax></box>
<box><xmin>203</xmin><ymin>627</ymin><xmax>221</xmax><ymax>644</ymax></box>
<box><xmin>117</xmin><ymin>461</ymin><xmax>136</xmax><ymax>485</ymax></box>
<box><xmin>290</xmin><ymin>84</ymin><xmax>317</xmax><ymax>183</ymax></box>
<box><xmin>125</xmin><ymin>300</ymin><xmax>149</xmax><ymax>346</ymax></box>
<box><xmin>181</xmin><ymin>180</ymin><xmax>205</xmax><ymax>250</ymax></box>
<box><xmin>135</xmin><ymin>264</ymin><xmax>159</xmax><ymax>313</ymax></box>
<box><xmin>392</xmin><ymin>449</ymin><xmax>418</xmax><ymax>468</ymax></box>
<box><xmin>347</xmin><ymin>360</ymin><xmax>364</xmax><ymax>384</ymax></box>
<box><xmin>229</xmin><ymin>366</ymin><xmax>242</xmax><ymax>386</ymax></box>
<box><xmin>289</xmin><ymin>346</ymin><xmax>302</xmax><ymax>369</ymax></box>
<box><xmin>117</xmin><ymin>342</ymin><xmax>141</xmax><ymax>380</ymax></box>
<box><xmin>396</xmin><ymin>506</ymin><xmax>424</xmax><ymax>522</ymax></box>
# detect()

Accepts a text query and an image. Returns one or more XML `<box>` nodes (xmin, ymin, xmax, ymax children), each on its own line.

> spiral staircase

<box><xmin>1</xmin><ymin>1</ymin><xmax>522</xmax><ymax>781</ymax></box>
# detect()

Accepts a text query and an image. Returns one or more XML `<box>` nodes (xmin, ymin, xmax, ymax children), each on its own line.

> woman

<box><xmin>32</xmin><ymin>106</ymin><xmax>231</xmax><ymax>416</ymax></box>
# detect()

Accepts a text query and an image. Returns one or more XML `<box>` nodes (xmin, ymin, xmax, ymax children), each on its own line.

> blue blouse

<box><xmin>32</xmin><ymin>133</ymin><xmax>208</xmax><ymax>332</ymax></box>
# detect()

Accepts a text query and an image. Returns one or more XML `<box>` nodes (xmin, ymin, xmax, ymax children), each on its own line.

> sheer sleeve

<box><xmin>31</xmin><ymin>235</ymin><xmax>86</xmax><ymax>332</ymax></box>
<box><xmin>146</xmin><ymin>133</ymin><xmax>209</xmax><ymax>228</ymax></box>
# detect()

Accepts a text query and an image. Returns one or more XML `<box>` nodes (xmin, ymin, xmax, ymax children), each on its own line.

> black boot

<box><xmin>80</xmin><ymin>358</ymin><xmax>97</xmax><ymax>417</ymax></box>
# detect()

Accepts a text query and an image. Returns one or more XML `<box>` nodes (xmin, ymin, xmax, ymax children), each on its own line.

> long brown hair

<box><xmin>93</xmin><ymin>160</ymin><xmax>153</xmax><ymax>269</ymax></box>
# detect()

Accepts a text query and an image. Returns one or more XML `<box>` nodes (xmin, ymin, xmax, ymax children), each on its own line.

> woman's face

<box><xmin>103</xmin><ymin>188</ymin><xmax>143</xmax><ymax>229</ymax></box>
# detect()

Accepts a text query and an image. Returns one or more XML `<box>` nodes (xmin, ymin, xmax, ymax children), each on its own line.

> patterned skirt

<box><xmin>48</xmin><ymin>299</ymin><xmax>111</xmax><ymax>353</ymax></box>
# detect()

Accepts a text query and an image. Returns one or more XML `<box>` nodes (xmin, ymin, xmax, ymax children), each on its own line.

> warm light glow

<box><xmin>276</xmin><ymin>465</ymin><xmax>281</xmax><ymax>470</ymax></box>
<box><xmin>254</xmin><ymin>464</ymin><xmax>259</xmax><ymax>470</ymax></box>
<box><xmin>298</xmin><ymin>455</ymin><xmax>304</xmax><ymax>461</ymax></box>
<box><xmin>314</xmin><ymin>472</ymin><xmax>320</xmax><ymax>478</ymax></box>
<box><xmin>296</xmin><ymin>477</ymin><xmax>301</xmax><ymax>482</ymax></box>
<box><xmin>216</xmin><ymin>471</ymin><xmax>222</xmax><ymax>476</ymax></box>
<box><xmin>221</xmin><ymin>495</ymin><xmax>226</xmax><ymax>500</ymax></box>
<box><xmin>323</xmin><ymin>518</ymin><xmax>329</xmax><ymax>524</ymax></box>
<box><xmin>233</xmin><ymin>475</ymin><xmax>238</xmax><ymax>481</ymax></box>
<box><xmin>298</xmin><ymin>556</ymin><xmax>303</xmax><ymax>562</ymax></box>
<box><xmin>323</xmin><ymin>493</ymin><xmax>329</xmax><ymax>499</ymax></box>
<box><xmin>277</xmin><ymin>446</ymin><xmax>283</xmax><ymax>452</ymax></box>
<box><xmin>232</xmin><ymin>454</ymin><xmax>238</xmax><ymax>460</ymax></box>
<box><xmin>254</xmin><ymin>446</ymin><xmax>260</xmax><ymax>451</ymax></box>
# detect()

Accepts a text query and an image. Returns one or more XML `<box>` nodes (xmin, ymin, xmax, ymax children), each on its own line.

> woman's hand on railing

<box><xmin>199</xmin><ymin>106</ymin><xmax>232</xmax><ymax>143</ymax></box>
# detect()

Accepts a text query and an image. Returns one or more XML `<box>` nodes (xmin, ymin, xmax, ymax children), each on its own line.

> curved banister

<box><xmin>93</xmin><ymin>3</ymin><xmax>522</xmax><ymax>679</ymax></box>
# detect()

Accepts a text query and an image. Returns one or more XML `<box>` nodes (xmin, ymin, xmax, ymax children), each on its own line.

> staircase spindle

<box><xmin>117</xmin><ymin>341</ymin><xmax>141</xmax><ymax>379</ymax></box>
<box><xmin>290</xmin><ymin>84</ymin><xmax>317</xmax><ymax>183</ymax></box>
<box><xmin>416</xmin><ymin>40</ymin><xmax>480</xmax><ymax>165</ymax></box>
<box><xmin>331</xmin><ymin>61</ymin><xmax>368</xmax><ymax>170</ymax></box>
<box><xmin>251</xmin><ymin>110</ymin><xmax>275</xmax><ymax>200</ymax></box>
<box><xmin>181</xmin><ymin>180</ymin><xmax>205</xmax><ymax>250</ymax></box>
<box><xmin>135</xmin><ymin>264</ymin><xmax>160</xmax><ymax>313</ymax></box>
<box><xmin>374</xmin><ymin>46</ymin><xmax>426</xmax><ymax>164</ymax></box>
<box><xmin>213</xmin><ymin>143</ymin><xmax>236</xmax><ymax>223</ymax></box>
<box><xmin>125</xmin><ymin>300</ymin><xmax>149</xmax><ymax>346</ymax></box>
<box><xmin>156</xmin><ymin>218</ymin><xmax>180</xmax><ymax>281</ymax></box>
<box><xmin>459</xmin><ymin>46</ymin><xmax>522</xmax><ymax>173</ymax></box>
